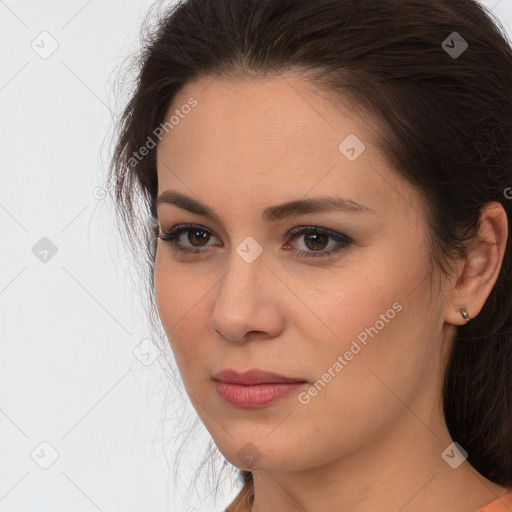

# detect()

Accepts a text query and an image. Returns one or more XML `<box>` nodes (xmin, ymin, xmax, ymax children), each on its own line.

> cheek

<box><xmin>303</xmin><ymin>265</ymin><xmax>398</xmax><ymax>344</ymax></box>
<box><xmin>300</xmin><ymin>258</ymin><xmax>424</xmax><ymax>389</ymax></box>
<box><xmin>303</xmin><ymin>274</ymin><xmax>429</xmax><ymax>411</ymax></box>
<box><xmin>154</xmin><ymin>248</ymin><xmax>203</xmax><ymax>362</ymax></box>
<box><xmin>292</xmin><ymin>294</ymin><xmax>425</xmax><ymax>456</ymax></box>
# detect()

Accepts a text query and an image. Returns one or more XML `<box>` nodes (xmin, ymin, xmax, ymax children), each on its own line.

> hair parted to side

<box><xmin>106</xmin><ymin>0</ymin><xmax>512</xmax><ymax>505</ymax></box>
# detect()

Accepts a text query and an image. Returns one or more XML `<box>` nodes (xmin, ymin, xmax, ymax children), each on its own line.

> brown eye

<box><xmin>303</xmin><ymin>232</ymin><xmax>329</xmax><ymax>251</ymax></box>
<box><xmin>285</xmin><ymin>227</ymin><xmax>353</xmax><ymax>259</ymax></box>
<box><xmin>159</xmin><ymin>224</ymin><xmax>353</xmax><ymax>259</ymax></box>
<box><xmin>158</xmin><ymin>224</ymin><xmax>221</xmax><ymax>253</ymax></box>
<box><xmin>186</xmin><ymin>228</ymin><xmax>210</xmax><ymax>246</ymax></box>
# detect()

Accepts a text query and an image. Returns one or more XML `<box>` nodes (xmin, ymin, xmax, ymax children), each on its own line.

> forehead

<box><xmin>158</xmin><ymin>73</ymin><xmax>371</xmax><ymax>165</ymax></box>
<box><xmin>155</xmin><ymin>73</ymin><xmax>417</xmax><ymax>220</ymax></box>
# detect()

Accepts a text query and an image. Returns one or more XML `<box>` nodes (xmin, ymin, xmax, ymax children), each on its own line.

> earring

<box><xmin>460</xmin><ymin>308</ymin><xmax>470</xmax><ymax>321</ymax></box>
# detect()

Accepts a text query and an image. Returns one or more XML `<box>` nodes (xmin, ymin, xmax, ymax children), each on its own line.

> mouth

<box><xmin>212</xmin><ymin>368</ymin><xmax>308</xmax><ymax>385</ymax></box>
<box><xmin>212</xmin><ymin>368</ymin><xmax>308</xmax><ymax>408</ymax></box>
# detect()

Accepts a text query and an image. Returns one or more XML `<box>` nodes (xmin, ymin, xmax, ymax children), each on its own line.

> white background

<box><xmin>1</xmin><ymin>1</ymin><xmax>511</xmax><ymax>511</ymax></box>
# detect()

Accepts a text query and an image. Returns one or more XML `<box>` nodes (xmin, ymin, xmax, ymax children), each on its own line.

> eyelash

<box><xmin>158</xmin><ymin>224</ymin><xmax>353</xmax><ymax>259</ymax></box>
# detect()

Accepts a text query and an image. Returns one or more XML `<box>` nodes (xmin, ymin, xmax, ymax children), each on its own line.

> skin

<box><xmin>153</xmin><ymin>72</ymin><xmax>509</xmax><ymax>512</ymax></box>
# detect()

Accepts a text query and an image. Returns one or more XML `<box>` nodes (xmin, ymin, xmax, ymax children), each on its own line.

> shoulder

<box><xmin>477</xmin><ymin>489</ymin><xmax>512</xmax><ymax>512</ymax></box>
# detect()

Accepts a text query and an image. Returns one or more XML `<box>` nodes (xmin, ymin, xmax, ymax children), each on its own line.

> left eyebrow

<box><xmin>155</xmin><ymin>190</ymin><xmax>376</xmax><ymax>223</ymax></box>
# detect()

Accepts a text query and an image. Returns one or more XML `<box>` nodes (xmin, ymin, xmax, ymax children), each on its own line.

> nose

<box><xmin>210</xmin><ymin>251</ymin><xmax>284</xmax><ymax>343</ymax></box>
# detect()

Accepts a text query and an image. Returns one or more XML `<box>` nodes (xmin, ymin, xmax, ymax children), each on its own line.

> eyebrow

<box><xmin>155</xmin><ymin>190</ymin><xmax>376</xmax><ymax>223</ymax></box>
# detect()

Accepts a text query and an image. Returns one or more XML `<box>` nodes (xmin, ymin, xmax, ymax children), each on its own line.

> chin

<box><xmin>212</xmin><ymin>434</ymin><xmax>314</xmax><ymax>473</ymax></box>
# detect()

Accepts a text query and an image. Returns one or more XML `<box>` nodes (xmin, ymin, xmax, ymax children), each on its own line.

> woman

<box><xmin>107</xmin><ymin>0</ymin><xmax>512</xmax><ymax>510</ymax></box>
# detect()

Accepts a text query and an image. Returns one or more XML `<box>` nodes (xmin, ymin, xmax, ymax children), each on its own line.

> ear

<box><xmin>444</xmin><ymin>201</ymin><xmax>508</xmax><ymax>326</ymax></box>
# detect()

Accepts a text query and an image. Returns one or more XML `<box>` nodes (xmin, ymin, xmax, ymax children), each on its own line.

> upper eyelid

<box><xmin>165</xmin><ymin>223</ymin><xmax>341</xmax><ymax>235</ymax></box>
<box><xmin>159</xmin><ymin>224</ymin><xmax>354</xmax><ymax>261</ymax></box>
<box><xmin>163</xmin><ymin>224</ymin><xmax>350</xmax><ymax>244</ymax></box>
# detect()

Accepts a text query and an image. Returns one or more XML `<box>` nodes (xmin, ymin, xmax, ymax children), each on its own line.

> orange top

<box><xmin>477</xmin><ymin>491</ymin><xmax>512</xmax><ymax>512</ymax></box>
<box><xmin>225</xmin><ymin>489</ymin><xmax>512</xmax><ymax>512</ymax></box>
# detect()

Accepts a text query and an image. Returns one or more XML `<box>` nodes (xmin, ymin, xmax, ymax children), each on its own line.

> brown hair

<box><xmin>107</xmin><ymin>0</ymin><xmax>512</xmax><ymax>506</ymax></box>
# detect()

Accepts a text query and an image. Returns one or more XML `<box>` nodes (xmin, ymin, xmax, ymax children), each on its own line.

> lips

<box><xmin>212</xmin><ymin>368</ymin><xmax>307</xmax><ymax>385</ymax></box>
<box><xmin>212</xmin><ymin>368</ymin><xmax>308</xmax><ymax>409</ymax></box>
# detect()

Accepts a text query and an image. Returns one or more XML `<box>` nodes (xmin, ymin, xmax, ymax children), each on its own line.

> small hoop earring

<box><xmin>460</xmin><ymin>308</ymin><xmax>470</xmax><ymax>321</ymax></box>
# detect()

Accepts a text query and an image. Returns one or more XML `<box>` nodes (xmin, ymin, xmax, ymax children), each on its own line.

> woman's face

<box><xmin>154</xmin><ymin>73</ymin><xmax>453</xmax><ymax>472</ymax></box>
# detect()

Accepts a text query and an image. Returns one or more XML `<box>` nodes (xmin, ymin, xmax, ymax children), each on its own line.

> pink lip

<box><xmin>213</xmin><ymin>368</ymin><xmax>307</xmax><ymax>385</ymax></box>
<box><xmin>212</xmin><ymin>369</ymin><xmax>308</xmax><ymax>409</ymax></box>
